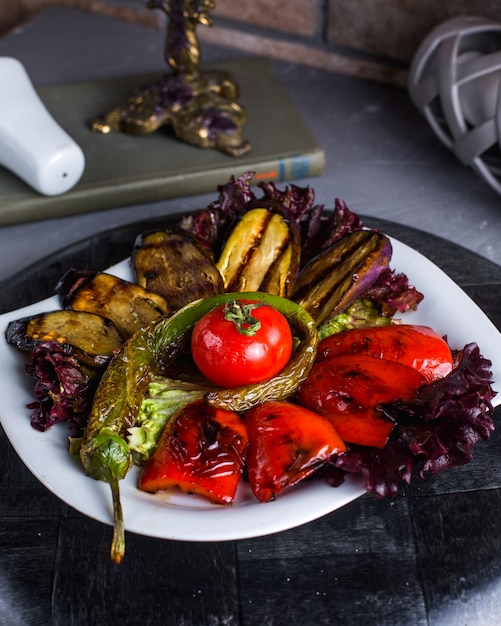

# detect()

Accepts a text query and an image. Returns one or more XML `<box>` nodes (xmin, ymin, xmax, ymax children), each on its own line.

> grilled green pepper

<box><xmin>80</xmin><ymin>291</ymin><xmax>318</xmax><ymax>563</ymax></box>
<box><xmin>204</xmin><ymin>296</ymin><xmax>318</xmax><ymax>411</ymax></box>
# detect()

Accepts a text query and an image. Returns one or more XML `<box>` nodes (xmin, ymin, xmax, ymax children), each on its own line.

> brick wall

<box><xmin>209</xmin><ymin>0</ymin><xmax>501</xmax><ymax>85</ymax></box>
<box><xmin>4</xmin><ymin>0</ymin><xmax>501</xmax><ymax>85</ymax></box>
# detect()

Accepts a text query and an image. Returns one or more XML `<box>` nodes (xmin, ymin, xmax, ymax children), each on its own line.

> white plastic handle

<box><xmin>0</xmin><ymin>57</ymin><xmax>85</xmax><ymax>196</ymax></box>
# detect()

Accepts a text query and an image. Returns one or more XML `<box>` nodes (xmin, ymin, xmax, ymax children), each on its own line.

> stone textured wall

<box><xmin>4</xmin><ymin>0</ymin><xmax>501</xmax><ymax>85</ymax></box>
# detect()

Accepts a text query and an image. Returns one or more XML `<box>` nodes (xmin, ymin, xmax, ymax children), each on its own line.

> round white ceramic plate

<box><xmin>0</xmin><ymin>236</ymin><xmax>500</xmax><ymax>541</ymax></box>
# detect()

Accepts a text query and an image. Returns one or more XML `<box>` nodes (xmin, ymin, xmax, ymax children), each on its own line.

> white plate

<box><xmin>0</xmin><ymin>236</ymin><xmax>500</xmax><ymax>542</ymax></box>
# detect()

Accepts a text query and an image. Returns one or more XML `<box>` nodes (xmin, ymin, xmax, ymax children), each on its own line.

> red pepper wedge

<box><xmin>245</xmin><ymin>401</ymin><xmax>347</xmax><ymax>503</ymax></box>
<box><xmin>296</xmin><ymin>354</ymin><xmax>427</xmax><ymax>448</ymax></box>
<box><xmin>317</xmin><ymin>324</ymin><xmax>453</xmax><ymax>382</ymax></box>
<box><xmin>138</xmin><ymin>400</ymin><xmax>248</xmax><ymax>505</ymax></box>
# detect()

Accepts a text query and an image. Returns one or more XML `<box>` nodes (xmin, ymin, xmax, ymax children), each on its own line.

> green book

<box><xmin>0</xmin><ymin>57</ymin><xmax>325</xmax><ymax>226</ymax></box>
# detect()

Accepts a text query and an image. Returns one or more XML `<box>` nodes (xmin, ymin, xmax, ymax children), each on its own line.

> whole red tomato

<box><xmin>191</xmin><ymin>299</ymin><xmax>293</xmax><ymax>388</ymax></box>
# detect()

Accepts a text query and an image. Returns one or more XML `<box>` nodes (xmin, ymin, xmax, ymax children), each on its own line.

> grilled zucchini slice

<box><xmin>216</xmin><ymin>207</ymin><xmax>299</xmax><ymax>296</ymax></box>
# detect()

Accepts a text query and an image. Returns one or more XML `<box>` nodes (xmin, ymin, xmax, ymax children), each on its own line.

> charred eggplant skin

<box><xmin>292</xmin><ymin>230</ymin><xmax>392</xmax><ymax>325</ymax></box>
<box><xmin>55</xmin><ymin>269</ymin><xmax>170</xmax><ymax>338</ymax></box>
<box><xmin>132</xmin><ymin>228</ymin><xmax>224</xmax><ymax>311</ymax></box>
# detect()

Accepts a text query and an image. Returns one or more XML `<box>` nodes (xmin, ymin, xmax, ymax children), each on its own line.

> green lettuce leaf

<box><xmin>128</xmin><ymin>377</ymin><xmax>212</xmax><ymax>463</ymax></box>
<box><xmin>318</xmin><ymin>298</ymin><xmax>393</xmax><ymax>341</ymax></box>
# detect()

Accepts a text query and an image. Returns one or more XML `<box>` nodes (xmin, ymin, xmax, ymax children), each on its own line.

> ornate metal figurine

<box><xmin>91</xmin><ymin>0</ymin><xmax>251</xmax><ymax>156</ymax></box>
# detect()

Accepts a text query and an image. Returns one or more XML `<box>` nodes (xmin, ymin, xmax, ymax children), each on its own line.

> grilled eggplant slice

<box><xmin>5</xmin><ymin>310</ymin><xmax>124</xmax><ymax>369</ymax></box>
<box><xmin>6</xmin><ymin>310</ymin><xmax>123</xmax><ymax>355</ymax></box>
<box><xmin>292</xmin><ymin>230</ymin><xmax>392</xmax><ymax>325</ymax></box>
<box><xmin>56</xmin><ymin>269</ymin><xmax>170</xmax><ymax>338</ymax></box>
<box><xmin>216</xmin><ymin>207</ymin><xmax>300</xmax><ymax>296</ymax></box>
<box><xmin>132</xmin><ymin>229</ymin><xmax>224</xmax><ymax>311</ymax></box>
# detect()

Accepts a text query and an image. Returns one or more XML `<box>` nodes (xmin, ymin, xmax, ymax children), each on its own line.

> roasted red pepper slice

<box><xmin>138</xmin><ymin>400</ymin><xmax>248</xmax><ymax>504</ymax></box>
<box><xmin>317</xmin><ymin>324</ymin><xmax>453</xmax><ymax>382</ymax></box>
<box><xmin>296</xmin><ymin>355</ymin><xmax>427</xmax><ymax>448</ymax></box>
<box><xmin>245</xmin><ymin>401</ymin><xmax>346</xmax><ymax>503</ymax></box>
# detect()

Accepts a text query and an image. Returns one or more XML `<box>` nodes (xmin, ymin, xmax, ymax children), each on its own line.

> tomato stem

<box><xmin>223</xmin><ymin>300</ymin><xmax>264</xmax><ymax>336</ymax></box>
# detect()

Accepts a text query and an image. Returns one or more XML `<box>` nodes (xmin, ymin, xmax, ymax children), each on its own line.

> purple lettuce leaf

<box><xmin>25</xmin><ymin>341</ymin><xmax>103</xmax><ymax>435</ymax></box>
<box><xmin>180</xmin><ymin>173</ymin><xmax>367</xmax><ymax>262</ymax></box>
<box><xmin>258</xmin><ymin>179</ymin><xmax>318</xmax><ymax>220</ymax></box>
<box><xmin>256</xmin><ymin>186</ymin><xmax>364</xmax><ymax>265</ymax></box>
<box><xmin>179</xmin><ymin>171</ymin><xmax>256</xmax><ymax>251</ymax></box>
<box><xmin>363</xmin><ymin>267</ymin><xmax>424</xmax><ymax>315</ymax></box>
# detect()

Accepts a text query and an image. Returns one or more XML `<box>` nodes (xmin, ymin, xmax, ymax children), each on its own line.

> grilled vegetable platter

<box><xmin>2</xmin><ymin>171</ymin><xmax>500</xmax><ymax>564</ymax></box>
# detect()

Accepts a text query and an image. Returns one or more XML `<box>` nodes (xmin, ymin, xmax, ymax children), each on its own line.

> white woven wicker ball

<box><xmin>409</xmin><ymin>15</ymin><xmax>501</xmax><ymax>195</ymax></box>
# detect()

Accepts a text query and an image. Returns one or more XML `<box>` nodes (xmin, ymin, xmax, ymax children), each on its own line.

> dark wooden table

<box><xmin>1</xmin><ymin>216</ymin><xmax>501</xmax><ymax>626</ymax></box>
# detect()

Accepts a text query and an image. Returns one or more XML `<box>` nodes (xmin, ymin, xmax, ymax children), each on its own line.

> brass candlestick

<box><xmin>91</xmin><ymin>0</ymin><xmax>251</xmax><ymax>157</ymax></box>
